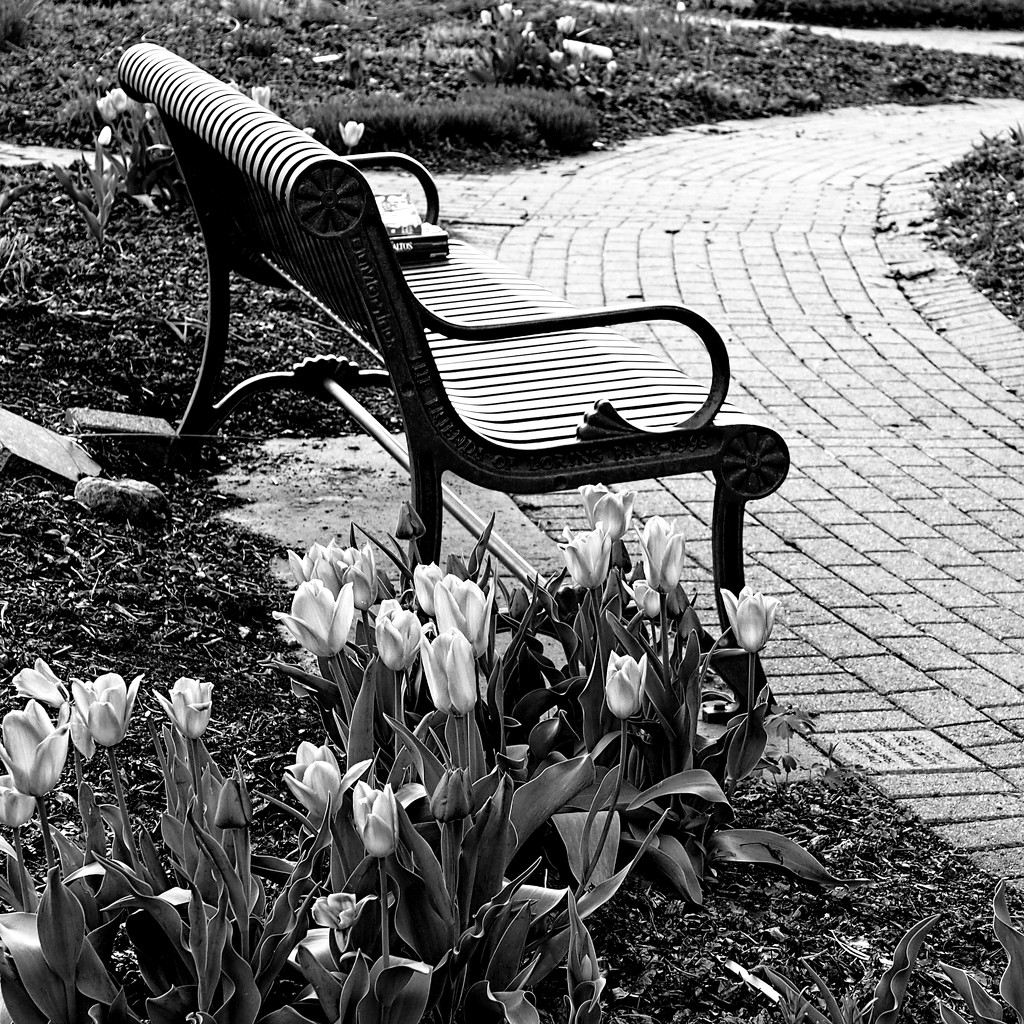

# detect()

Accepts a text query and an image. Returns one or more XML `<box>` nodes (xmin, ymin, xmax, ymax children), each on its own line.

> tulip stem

<box><xmin>362</xmin><ymin>610</ymin><xmax>374</xmax><ymax>654</ymax></box>
<box><xmin>107</xmin><ymin>747</ymin><xmax>144</xmax><ymax>875</ymax></box>
<box><xmin>13</xmin><ymin>826</ymin><xmax>28</xmax><ymax>909</ymax></box>
<box><xmin>590</xmin><ymin>586</ymin><xmax>605</xmax><ymax>679</ymax></box>
<box><xmin>187</xmin><ymin>737</ymin><xmax>206</xmax><ymax>828</ymax></box>
<box><xmin>378</xmin><ymin>858</ymin><xmax>391</xmax><ymax>969</ymax></box>
<box><xmin>441</xmin><ymin>820</ymin><xmax>462</xmax><ymax>923</ymax></box>
<box><xmin>580</xmin><ymin>719</ymin><xmax>628</xmax><ymax>893</ymax></box>
<box><xmin>746</xmin><ymin>651</ymin><xmax>756</xmax><ymax>714</ymax></box>
<box><xmin>35</xmin><ymin>798</ymin><xmax>55</xmax><ymax>873</ymax></box>
<box><xmin>659</xmin><ymin>598</ymin><xmax>672</xmax><ymax>690</ymax></box>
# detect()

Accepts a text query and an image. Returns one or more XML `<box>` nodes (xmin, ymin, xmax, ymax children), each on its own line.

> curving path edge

<box><xmin>440</xmin><ymin>97</ymin><xmax>1024</xmax><ymax>881</ymax></box>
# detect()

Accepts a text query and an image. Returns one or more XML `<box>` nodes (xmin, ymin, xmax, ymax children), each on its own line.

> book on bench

<box><xmin>375</xmin><ymin>193</ymin><xmax>449</xmax><ymax>263</ymax></box>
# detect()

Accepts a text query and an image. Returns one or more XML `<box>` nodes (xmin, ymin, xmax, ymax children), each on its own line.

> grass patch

<box><xmin>932</xmin><ymin>124</ymin><xmax>1024</xmax><ymax>330</ymax></box>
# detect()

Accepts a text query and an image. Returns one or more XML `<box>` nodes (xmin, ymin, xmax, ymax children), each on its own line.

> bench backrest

<box><xmin>118</xmin><ymin>44</ymin><xmax>441</xmax><ymax>406</ymax></box>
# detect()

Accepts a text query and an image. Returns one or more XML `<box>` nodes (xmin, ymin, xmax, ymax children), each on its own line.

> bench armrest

<box><xmin>419</xmin><ymin>303</ymin><xmax>730</xmax><ymax>431</ymax></box>
<box><xmin>344</xmin><ymin>152</ymin><xmax>440</xmax><ymax>224</ymax></box>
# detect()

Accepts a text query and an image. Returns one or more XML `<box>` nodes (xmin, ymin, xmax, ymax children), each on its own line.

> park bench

<box><xmin>118</xmin><ymin>43</ymin><xmax>790</xmax><ymax>622</ymax></box>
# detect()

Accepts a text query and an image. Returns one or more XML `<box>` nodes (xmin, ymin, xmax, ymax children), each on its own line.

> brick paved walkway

<box><xmin>440</xmin><ymin>98</ymin><xmax>1024</xmax><ymax>881</ymax></box>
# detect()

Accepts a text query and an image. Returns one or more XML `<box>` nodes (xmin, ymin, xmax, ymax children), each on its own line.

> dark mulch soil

<box><xmin>932</xmin><ymin>124</ymin><xmax>1024</xmax><ymax>334</ymax></box>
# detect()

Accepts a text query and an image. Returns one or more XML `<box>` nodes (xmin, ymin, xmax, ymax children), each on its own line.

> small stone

<box><xmin>74</xmin><ymin>477</ymin><xmax>169</xmax><ymax>522</ymax></box>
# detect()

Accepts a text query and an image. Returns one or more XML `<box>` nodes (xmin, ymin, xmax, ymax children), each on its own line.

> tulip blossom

<box><xmin>479</xmin><ymin>8</ymin><xmax>493</xmax><ymax>25</ymax></box>
<box><xmin>274</xmin><ymin>579</ymin><xmax>355</xmax><ymax>658</ymax></box>
<box><xmin>420</xmin><ymin>631</ymin><xmax>477</xmax><ymax>716</ymax></box>
<box><xmin>630</xmin><ymin>581</ymin><xmax>662</xmax><ymax>620</ymax></box>
<box><xmin>250</xmin><ymin>84</ymin><xmax>272</xmax><ymax>108</ymax></box>
<box><xmin>375</xmin><ymin>599</ymin><xmax>423</xmax><ymax>671</ymax></box>
<box><xmin>312</xmin><ymin>891</ymin><xmax>375</xmax><ymax>945</ymax></box>
<box><xmin>497</xmin><ymin>2</ymin><xmax>513</xmax><ymax>19</ymax></box>
<box><xmin>12</xmin><ymin>659</ymin><xmax>68</xmax><ymax>708</ymax></box>
<box><xmin>605</xmin><ymin>652</ymin><xmax>647</xmax><ymax>720</ymax></box>
<box><xmin>0</xmin><ymin>776</ymin><xmax>35</xmax><ymax>829</ymax></box>
<box><xmin>287</xmin><ymin>540</ymin><xmax>334</xmax><ymax>586</ymax></box>
<box><xmin>71</xmin><ymin>673</ymin><xmax>142</xmax><ymax>748</ymax></box>
<box><xmin>97</xmin><ymin>126</ymin><xmax>113</xmax><ymax>148</ymax></box>
<box><xmin>0</xmin><ymin>701</ymin><xmax>70</xmax><ymax>797</ymax></box>
<box><xmin>579</xmin><ymin>484</ymin><xmax>635</xmax><ymax>543</ymax></box>
<box><xmin>156</xmin><ymin>677</ymin><xmax>214</xmax><ymax>740</ymax></box>
<box><xmin>335</xmin><ymin>543</ymin><xmax>378</xmax><ymax>611</ymax></box>
<box><xmin>95</xmin><ymin>87</ymin><xmax>129</xmax><ymax>123</ymax></box>
<box><xmin>340</xmin><ymin>120</ymin><xmax>364</xmax><ymax>149</ymax></box>
<box><xmin>720</xmin><ymin>587</ymin><xmax>785</xmax><ymax>654</ymax></box>
<box><xmin>413</xmin><ymin>563</ymin><xmax>444</xmax><ymax>616</ymax></box>
<box><xmin>284</xmin><ymin>742</ymin><xmax>368</xmax><ymax>819</ymax></box>
<box><xmin>561</xmin><ymin>526</ymin><xmax>612</xmax><ymax>590</ymax></box>
<box><xmin>433</xmin><ymin>576</ymin><xmax>494</xmax><ymax>657</ymax></box>
<box><xmin>352</xmin><ymin>781</ymin><xmax>399</xmax><ymax>858</ymax></box>
<box><xmin>556</xmin><ymin>14</ymin><xmax>576</xmax><ymax>33</ymax></box>
<box><xmin>636</xmin><ymin>516</ymin><xmax>686</xmax><ymax>592</ymax></box>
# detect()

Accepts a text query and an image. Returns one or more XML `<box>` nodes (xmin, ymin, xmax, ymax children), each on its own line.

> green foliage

<box><xmin>303</xmin><ymin>86</ymin><xmax>599</xmax><ymax>157</ymax></box>
<box><xmin>751</xmin><ymin>0</ymin><xmax>1024</xmax><ymax>29</ymax></box>
<box><xmin>0</xmin><ymin>0</ymin><xmax>39</xmax><ymax>50</ymax></box>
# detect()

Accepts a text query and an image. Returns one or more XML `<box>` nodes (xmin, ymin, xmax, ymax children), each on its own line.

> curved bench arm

<box><xmin>344</xmin><ymin>152</ymin><xmax>440</xmax><ymax>224</ymax></box>
<box><xmin>418</xmin><ymin>302</ymin><xmax>730</xmax><ymax>430</ymax></box>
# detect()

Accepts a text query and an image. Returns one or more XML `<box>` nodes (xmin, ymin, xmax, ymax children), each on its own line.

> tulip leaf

<box><xmin>38</xmin><ymin>869</ymin><xmax>86</xmax><ymax>1001</ymax></box>
<box><xmin>257</xmin><ymin>1006</ymin><xmax>322</xmax><ymax>1024</ymax></box>
<box><xmin>485</xmin><ymin>902</ymin><xmax>534</xmax><ymax>991</ymax></box>
<box><xmin>725</xmin><ymin>705</ymin><xmax>769</xmax><ymax>785</ymax></box>
<box><xmin>337</xmin><ymin>952</ymin><xmax>371</xmax><ymax>1024</ymax></box>
<box><xmin>0</xmin><ymin>970</ymin><xmax>48</xmax><ymax>1024</ymax></box>
<box><xmin>555</xmin><ymin>811</ymin><xmax>619</xmax><ymax>887</ymax></box>
<box><xmin>938</xmin><ymin>963</ymin><xmax>1002</xmax><ymax>1024</ymax></box>
<box><xmin>348</xmin><ymin>655</ymin><xmax>382</xmax><ymax>768</ymax></box>
<box><xmin>395</xmin><ymin>800</ymin><xmax>452</xmax><ymax>923</ymax></box>
<box><xmin>189</xmin><ymin>812</ymin><xmax>250</xmax><ymax>950</ymax></box>
<box><xmin>708</xmin><ymin>828</ymin><xmax>867</xmax><ymax>887</ymax></box>
<box><xmin>385</xmin><ymin>715</ymin><xmax>444</xmax><ymax>796</ymax></box>
<box><xmin>465</xmin><ymin>981</ymin><xmax>540</xmax><ymax>1024</ymax></box>
<box><xmin>218</xmin><ymin>936</ymin><xmax>261</xmax><ymax>1024</ymax></box>
<box><xmin>364</xmin><ymin>956</ymin><xmax>432</xmax><ymax>1024</ymax></box>
<box><xmin>0</xmin><ymin>912</ymin><xmax>70</xmax><ymax>1023</ymax></box>
<box><xmin>993</xmin><ymin>879</ymin><xmax>1024</xmax><ymax>1016</ymax></box>
<box><xmin>870</xmin><ymin>913</ymin><xmax>940</xmax><ymax>1024</ymax></box>
<box><xmin>73</xmin><ymin>934</ymin><xmax>121</xmax><ymax>1006</ymax></box>
<box><xmin>622</xmin><ymin>833</ymin><xmax>703</xmax><ymax>905</ymax></box>
<box><xmin>626</xmin><ymin>768</ymin><xmax>730</xmax><ymax>813</ymax></box>
<box><xmin>296</xmin><ymin>943</ymin><xmax>344</xmax><ymax>1020</ymax></box>
<box><xmin>510</xmin><ymin>755</ymin><xmax>595</xmax><ymax>853</ymax></box>
<box><xmin>145</xmin><ymin>983</ymin><xmax>198</xmax><ymax>1024</ymax></box>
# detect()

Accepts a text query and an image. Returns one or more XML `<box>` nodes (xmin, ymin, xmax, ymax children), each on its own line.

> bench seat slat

<box><xmin>397</xmin><ymin>241</ymin><xmax>751</xmax><ymax>448</ymax></box>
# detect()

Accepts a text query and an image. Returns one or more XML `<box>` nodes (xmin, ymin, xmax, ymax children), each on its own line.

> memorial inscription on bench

<box><xmin>835</xmin><ymin>730</ymin><xmax>979</xmax><ymax>772</ymax></box>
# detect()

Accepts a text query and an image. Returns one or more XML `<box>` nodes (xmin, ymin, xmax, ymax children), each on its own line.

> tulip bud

<box><xmin>561</xmin><ymin>526</ymin><xmax>612</xmax><ymax>590</ymax></box>
<box><xmin>12</xmin><ymin>659</ymin><xmax>68</xmax><ymax>708</ymax></box>
<box><xmin>636</xmin><ymin>516</ymin><xmax>686</xmax><ymax>592</ymax></box>
<box><xmin>413</xmin><ymin>563</ymin><xmax>444</xmax><ymax>616</ymax></box>
<box><xmin>507</xmin><ymin>586</ymin><xmax>531</xmax><ymax>620</ymax></box>
<box><xmin>273</xmin><ymin>580</ymin><xmax>355</xmax><ymax>658</ymax></box>
<box><xmin>155</xmin><ymin>676</ymin><xmax>213</xmax><ymax>740</ymax></box>
<box><xmin>429</xmin><ymin>767</ymin><xmax>474</xmax><ymax>823</ymax></box>
<box><xmin>395</xmin><ymin>500</ymin><xmax>426</xmax><ymax>540</ymax></box>
<box><xmin>97</xmin><ymin>126</ymin><xmax>113</xmax><ymax>148</ymax></box>
<box><xmin>71</xmin><ymin>672</ymin><xmax>142</xmax><ymax>748</ymax></box>
<box><xmin>421</xmin><ymin>631</ymin><xmax>477</xmax><ymax>716</ymax></box>
<box><xmin>579</xmin><ymin>485</ymin><xmax>635</xmax><ymax>543</ymax></box>
<box><xmin>214</xmin><ymin>775</ymin><xmax>253</xmax><ymax>829</ymax></box>
<box><xmin>352</xmin><ymin>781</ymin><xmax>399</xmax><ymax>858</ymax></box>
<box><xmin>340</xmin><ymin>120</ymin><xmax>365</xmax><ymax>149</ymax></box>
<box><xmin>631</xmin><ymin>580</ymin><xmax>661</xmax><ymax>620</ymax></box>
<box><xmin>0</xmin><ymin>701</ymin><xmax>69</xmax><ymax>797</ymax></box>
<box><xmin>433</xmin><ymin>575</ymin><xmax>494</xmax><ymax>657</ymax></box>
<box><xmin>720</xmin><ymin>587</ymin><xmax>785</xmax><ymax>654</ymax></box>
<box><xmin>375</xmin><ymin>599</ymin><xmax>423</xmax><ymax>671</ymax></box>
<box><xmin>605</xmin><ymin>651</ymin><xmax>647</xmax><ymax>720</ymax></box>
<box><xmin>479</xmin><ymin>8</ymin><xmax>493</xmax><ymax>25</ymax></box>
<box><xmin>333</xmin><ymin>544</ymin><xmax>378</xmax><ymax>611</ymax></box>
<box><xmin>0</xmin><ymin>775</ymin><xmax>35</xmax><ymax>828</ymax></box>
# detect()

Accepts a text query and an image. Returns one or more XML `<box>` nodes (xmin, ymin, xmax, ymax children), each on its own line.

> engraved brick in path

<box><xmin>439</xmin><ymin>99</ymin><xmax>1024</xmax><ymax>880</ymax></box>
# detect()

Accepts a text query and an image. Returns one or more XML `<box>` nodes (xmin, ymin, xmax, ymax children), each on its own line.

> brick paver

<box><xmin>439</xmin><ymin>98</ymin><xmax>1024</xmax><ymax>880</ymax></box>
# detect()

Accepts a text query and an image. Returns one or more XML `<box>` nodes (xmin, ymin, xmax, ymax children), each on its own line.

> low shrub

<box><xmin>302</xmin><ymin>85</ymin><xmax>599</xmax><ymax>157</ymax></box>
<box><xmin>0</xmin><ymin>0</ymin><xmax>39</xmax><ymax>50</ymax></box>
<box><xmin>751</xmin><ymin>0</ymin><xmax>1024</xmax><ymax>30</ymax></box>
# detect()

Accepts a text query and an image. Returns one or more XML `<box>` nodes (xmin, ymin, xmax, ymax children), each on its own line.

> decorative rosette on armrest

<box><xmin>288</xmin><ymin>160</ymin><xmax>367</xmax><ymax>238</ymax></box>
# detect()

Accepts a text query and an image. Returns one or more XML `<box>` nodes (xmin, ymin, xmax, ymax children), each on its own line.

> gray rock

<box><xmin>74</xmin><ymin>477</ymin><xmax>169</xmax><ymax>522</ymax></box>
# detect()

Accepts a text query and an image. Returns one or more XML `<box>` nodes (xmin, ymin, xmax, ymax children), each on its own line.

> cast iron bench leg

<box><xmin>411</xmin><ymin>447</ymin><xmax>444</xmax><ymax>564</ymax></box>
